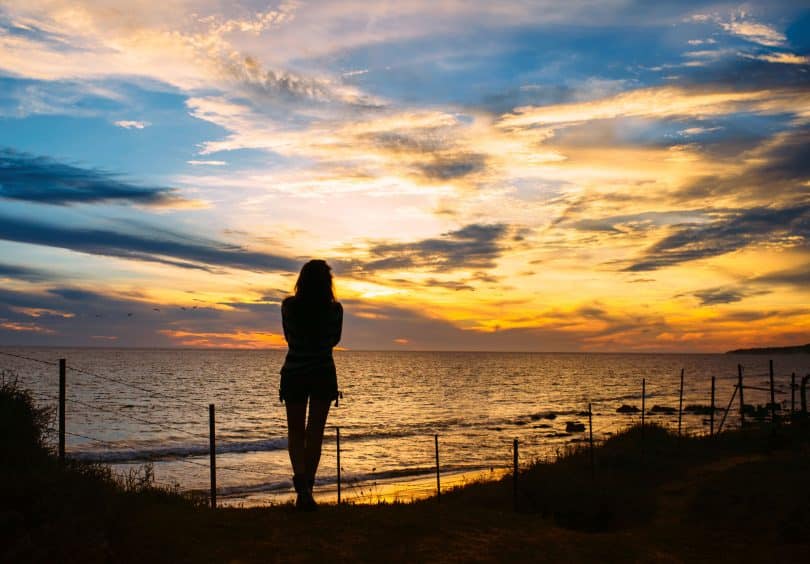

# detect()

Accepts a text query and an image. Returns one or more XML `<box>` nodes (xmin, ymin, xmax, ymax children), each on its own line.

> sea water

<box><xmin>3</xmin><ymin>348</ymin><xmax>807</xmax><ymax>504</ymax></box>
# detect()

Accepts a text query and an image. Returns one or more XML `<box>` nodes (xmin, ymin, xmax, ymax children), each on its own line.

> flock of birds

<box><xmin>91</xmin><ymin>305</ymin><xmax>203</xmax><ymax>319</ymax></box>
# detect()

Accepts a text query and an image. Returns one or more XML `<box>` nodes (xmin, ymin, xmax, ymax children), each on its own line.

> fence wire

<box><xmin>3</xmin><ymin>350</ymin><xmax>806</xmax><ymax>505</ymax></box>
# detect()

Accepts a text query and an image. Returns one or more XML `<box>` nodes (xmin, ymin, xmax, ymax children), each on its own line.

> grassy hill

<box><xmin>3</xmin><ymin>378</ymin><xmax>810</xmax><ymax>563</ymax></box>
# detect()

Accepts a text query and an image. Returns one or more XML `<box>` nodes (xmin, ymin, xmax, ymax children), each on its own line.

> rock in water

<box><xmin>566</xmin><ymin>421</ymin><xmax>586</xmax><ymax>432</ymax></box>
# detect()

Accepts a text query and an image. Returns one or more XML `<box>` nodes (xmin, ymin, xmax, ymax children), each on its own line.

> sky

<box><xmin>0</xmin><ymin>0</ymin><xmax>808</xmax><ymax>352</ymax></box>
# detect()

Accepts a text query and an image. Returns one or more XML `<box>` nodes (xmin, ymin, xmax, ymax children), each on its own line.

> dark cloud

<box><xmin>416</xmin><ymin>152</ymin><xmax>487</xmax><ymax>181</ymax></box>
<box><xmin>365</xmin><ymin>131</ymin><xmax>446</xmax><ymax>154</ymax></box>
<box><xmin>0</xmin><ymin>285</ymin><xmax>229</xmax><ymax>347</ymax></box>
<box><xmin>626</xmin><ymin>202</ymin><xmax>810</xmax><ymax>271</ymax></box>
<box><xmin>680</xmin><ymin>56</ymin><xmax>810</xmax><ymax>92</ymax></box>
<box><xmin>677</xmin><ymin>128</ymin><xmax>810</xmax><ymax>203</ymax></box>
<box><xmin>0</xmin><ymin>262</ymin><xmax>48</xmax><ymax>281</ymax></box>
<box><xmin>339</xmin><ymin>223</ymin><xmax>511</xmax><ymax>273</ymax></box>
<box><xmin>753</xmin><ymin>264</ymin><xmax>810</xmax><ymax>287</ymax></box>
<box><xmin>0</xmin><ymin>149</ymin><xmax>193</xmax><ymax>206</ymax></box>
<box><xmin>0</xmin><ymin>215</ymin><xmax>299</xmax><ymax>273</ymax></box>
<box><xmin>361</xmin><ymin>129</ymin><xmax>487</xmax><ymax>182</ymax></box>
<box><xmin>388</xmin><ymin>277</ymin><xmax>475</xmax><ymax>291</ymax></box>
<box><xmin>693</xmin><ymin>287</ymin><xmax>747</xmax><ymax>305</ymax></box>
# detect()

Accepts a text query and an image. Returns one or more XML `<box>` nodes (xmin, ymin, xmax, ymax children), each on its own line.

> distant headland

<box><xmin>726</xmin><ymin>343</ymin><xmax>810</xmax><ymax>354</ymax></box>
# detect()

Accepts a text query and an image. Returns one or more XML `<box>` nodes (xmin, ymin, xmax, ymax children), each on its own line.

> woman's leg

<box><xmin>304</xmin><ymin>398</ymin><xmax>331</xmax><ymax>482</ymax></box>
<box><xmin>285</xmin><ymin>401</ymin><xmax>308</xmax><ymax>479</ymax></box>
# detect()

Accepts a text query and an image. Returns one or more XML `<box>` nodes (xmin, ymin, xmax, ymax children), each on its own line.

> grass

<box><xmin>3</xmin><ymin>375</ymin><xmax>810</xmax><ymax>563</ymax></box>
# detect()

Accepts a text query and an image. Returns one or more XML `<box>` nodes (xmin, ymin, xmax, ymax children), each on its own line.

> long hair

<box><xmin>293</xmin><ymin>259</ymin><xmax>335</xmax><ymax>306</ymax></box>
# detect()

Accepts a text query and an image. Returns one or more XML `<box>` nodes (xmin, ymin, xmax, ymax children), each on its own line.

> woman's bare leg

<box><xmin>304</xmin><ymin>398</ymin><xmax>331</xmax><ymax>482</ymax></box>
<box><xmin>285</xmin><ymin>401</ymin><xmax>308</xmax><ymax>479</ymax></box>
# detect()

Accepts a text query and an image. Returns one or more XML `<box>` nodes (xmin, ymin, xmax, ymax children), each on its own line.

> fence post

<box><xmin>738</xmin><ymin>364</ymin><xmax>745</xmax><ymax>429</ymax></box>
<box><xmin>513</xmin><ymin>438</ymin><xmax>519</xmax><ymax>512</ymax></box>
<box><xmin>710</xmin><ymin>376</ymin><xmax>715</xmax><ymax>437</ymax></box>
<box><xmin>588</xmin><ymin>403</ymin><xmax>595</xmax><ymax>478</ymax></box>
<box><xmin>791</xmin><ymin>373</ymin><xmax>796</xmax><ymax>415</ymax></box>
<box><xmin>336</xmin><ymin>427</ymin><xmax>341</xmax><ymax>505</ymax></box>
<box><xmin>641</xmin><ymin>378</ymin><xmax>646</xmax><ymax>454</ymax></box>
<box><xmin>209</xmin><ymin>403</ymin><xmax>216</xmax><ymax>510</ymax></box>
<box><xmin>58</xmin><ymin>358</ymin><xmax>65</xmax><ymax>465</ymax></box>
<box><xmin>769</xmin><ymin>359</ymin><xmax>776</xmax><ymax>424</ymax></box>
<box><xmin>434</xmin><ymin>434</ymin><xmax>441</xmax><ymax>502</ymax></box>
<box><xmin>678</xmin><ymin>368</ymin><xmax>684</xmax><ymax>437</ymax></box>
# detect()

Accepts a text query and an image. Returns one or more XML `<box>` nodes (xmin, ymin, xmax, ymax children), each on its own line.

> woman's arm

<box><xmin>330</xmin><ymin>303</ymin><xmax>343</xmax><ymax>346</ymax></box>
<box><xmin>281</xmin><ymin>299</ymin><xmax>292</xmax><ymax>344</ymax></box>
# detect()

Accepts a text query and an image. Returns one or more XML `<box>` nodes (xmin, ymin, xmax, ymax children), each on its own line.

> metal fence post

<box><xmin>710</xmin><ymin>376</ymin><xmax>716</xmax><ymax>437</ymax></box>
<box><xmin>678</xmin><ymin>368</ymin><xmax>684</xmax><ymax>437</ymax></box>
<box><xmin>336</xmin><ymin>427</ymin><xmax>341</xmax><ymax>505</ymax></box>
<box><xmin>209</xmin><ymin>403</ymin><xmax>216</xmax><ymax>509</ymax></box>
<box><xmin>58</xmin><ymin>358</ymin><xmax>65</xmax><ymax>465</ymax></box>
<box><xmin>738</xmin><ymin>365</ymin><xmax>745</xmax><ymax>428</ymax></box>
<box><xmin>513</xmin><ymin>438</ymin><xmax>519</xmax><ymax>512</ymax></box>
<box><xmin>434</xmin><ymin>434</ymin><xmax>441</xmax><ymax>501</ymax></box>
<box><xmin>769</xmin><ymin>360</ymin><xmax>776</xmax><ymax>423</ymax></box>
<box><xmin>588</xmin><ymin>403</ymin><xmax>595</xmax><ymax>478</ymax></box>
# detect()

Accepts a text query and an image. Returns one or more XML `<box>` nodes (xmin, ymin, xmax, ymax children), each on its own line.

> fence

<box><xmin>1</xmin><ymin>350</ymin><xmax>807</xmax><ymax>510</ymax></box>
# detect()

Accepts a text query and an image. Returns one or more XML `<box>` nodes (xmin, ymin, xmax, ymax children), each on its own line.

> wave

<box><xmin>71</xmin><ymin>437</ymin><xmax>288</xmax><ymax>463</ymax></box>
<box><xmin>214</xmin><ymin>462</ymin><xmax>504</xmax><ymax>498</ymax></box>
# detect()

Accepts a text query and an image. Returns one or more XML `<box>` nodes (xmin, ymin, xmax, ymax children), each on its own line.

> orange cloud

<box><xmin>0</xmin><ymin>320</ymin><xmax>56</xmax><ymax>334</ymax></box>
<box><xmin>158</xmin><ymin>328</ymin><xmax>286</xmax><ymax>349</ymax></box>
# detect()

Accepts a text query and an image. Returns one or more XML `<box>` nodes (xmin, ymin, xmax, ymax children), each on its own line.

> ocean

<box><xmin>2</xmin><ymin>348</ymin><xmax>807</xmax><ymax>505</ymax></box>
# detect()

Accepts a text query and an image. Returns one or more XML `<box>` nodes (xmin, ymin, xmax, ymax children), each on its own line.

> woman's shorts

<box><xmin>279</xmin><ymin>366</ymin><xmax>338</xmax><ymax>403</ymax></box>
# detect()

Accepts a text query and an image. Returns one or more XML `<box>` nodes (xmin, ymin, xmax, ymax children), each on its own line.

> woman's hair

<box><xmin>293</xmin><ymin>259</ymin><xmax>336</xmax><ymax>305</ymax></box>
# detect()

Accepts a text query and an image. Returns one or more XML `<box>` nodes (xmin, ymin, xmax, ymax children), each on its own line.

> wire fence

<box><xmin>1</xmin><ymin>350</ymin><xmax>807</xmax><ymax>508</ymax></box>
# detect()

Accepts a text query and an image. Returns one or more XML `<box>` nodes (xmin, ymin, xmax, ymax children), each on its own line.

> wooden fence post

<box><xmin>336</xmin><ymin>427</ymin><xmax>341</xmax><ymax>505</ymax></box>
<box><xmin>738</xmin><ymin>364</ymin><xmax>745</xmax><ymax>429</ymax></box>
<box><xmin>434</xmin><ymin>434</ymin><xmax>441</xmax><ymax>502</ymax></box>
<box><xmin>769</xmin><ymin>359</ymin><xmax>776</xmax><ymax>424</ymax></box>
<box><xmin>209</xmin><ymin>403</ymin><xmax>216</xmax><ymax>510</ymax></box>
<box><xmin>513</xmin><ymin>438</ymin><xmax>519</xmax><ymax>512</ymax></box>
<box><xmin>678</xmin><ymin>368</ymin><xmax>684</xmax><ymax>437</ymax></box>
<box><xmin>710</xmin><ymin>376</ymin><xmax>716</xmax><ymax>437</ymax></box>
<box><xmin>58</xmin><ymin>358</ymin><xmax>65</xmax><ymax>465</ymax></box>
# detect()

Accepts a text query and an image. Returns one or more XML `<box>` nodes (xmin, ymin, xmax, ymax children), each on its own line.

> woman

<box><xmin>279</xmin><ymin>259</ymin><xmax>342</xmax><ymax>510</ymax></box>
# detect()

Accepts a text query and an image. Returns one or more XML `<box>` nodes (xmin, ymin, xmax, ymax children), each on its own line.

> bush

<box><xmin>0</xmin><ymin>371</ymin><xmax>53</xmax><ymax>464</ymax></box>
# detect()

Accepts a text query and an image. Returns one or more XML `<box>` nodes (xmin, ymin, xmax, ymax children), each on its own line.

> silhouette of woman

<box><xmin>279</xmin><ymin>259</ymin><xmax>342</xmax><ymax>510</ymax></box>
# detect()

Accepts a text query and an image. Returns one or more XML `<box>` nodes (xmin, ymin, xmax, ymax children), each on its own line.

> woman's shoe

<box><xmin>293</xmin><ymin>475</ymin><xmax>317</xmax><ymax>511</ymax></box>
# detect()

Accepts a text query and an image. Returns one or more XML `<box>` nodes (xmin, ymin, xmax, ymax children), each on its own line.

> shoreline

<box><xmin>219</xmin><ymin>466</ymin><xmax>512</xmax><ymax>507</ymax></box>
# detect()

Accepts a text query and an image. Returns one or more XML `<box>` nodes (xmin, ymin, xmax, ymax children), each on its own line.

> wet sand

<box><xmin>220</xmin><ymin>467</ymin><xmax>511</xmax><ymax>507</ymax></box>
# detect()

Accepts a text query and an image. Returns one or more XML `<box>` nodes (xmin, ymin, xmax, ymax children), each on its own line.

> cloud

<box><xmin>692</xmin><ymin>286</ymin><xmax>768</xmax><ymax>305</ymax></box>
<box><xmin>720</xmin><ymin>18</ymin><xmax>786</xmax><ymax>47</ymax></box>
<box><xmin>340</xmin><ymin>223</ymin><xmax>513</xmax><ymax>273</ymax></box>
<box><xmin>113</xmin><ymin>120</ymin><xmax>149</xmax><ymax>129</ymax></box>
<box><xmin>0</xmin><ymin>262</ymin><xmax>48</xmax><ymax>281</ymax></box>
<box><xmin>679</xmin><ymin>126</ymin><xmax>721</xmax><ymax>136</ymax></box>
<box><xmin>415</xmin><ymin>152</ymin><xmax>487</xmax><ymax>181</ymax></box>
<box><xmin>0</xmin><ymin>149</ymin><xmax>195</xmax><ymax>207</ymax></box>
<box><xmin>187</xmin><ymin>160</ymin><xmax>226</xmax><ymax>166</ymax></box>
<box><xmin>743</xmin><ymin>52</ymin><xmax>810</xmax><ymax>65</ymax></box>
<box><xmin>754</xmin><ymin>264</ymin><xmax>810</xmax><ymax>287</ymax></box>
<box><xmin>0</xmin><ymin>215</ymin><xmax>299</xmax><ymax>273</ymax></box>
<box><xmin>157</xmin><ymin>328</ymin><xmax>285</xmax><ymax>348</ymax></box>
<box><xmin>676</xmin><ymin>128</ymin><xmax>810</xmax><ymax>203</ymax></box>
<box><xmin>497</xmin><ymin>85</ymin><xmax>809</xmax><ymax>130</ymax></box>
<box><xmin>625</xmin><ymin>202</ymin><xmax>810</xmax><ymax>271</ymax></box>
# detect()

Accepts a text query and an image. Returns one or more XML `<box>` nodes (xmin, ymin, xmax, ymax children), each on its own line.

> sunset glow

<box><xmin>0</xmin><ymin>1</ymin><xmax>808</xmax><ymax>351</ymax></box>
